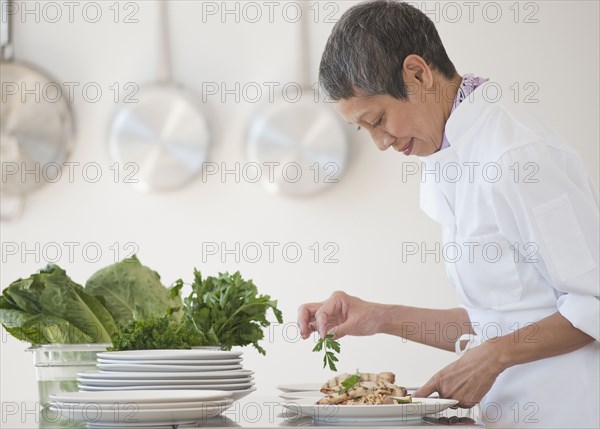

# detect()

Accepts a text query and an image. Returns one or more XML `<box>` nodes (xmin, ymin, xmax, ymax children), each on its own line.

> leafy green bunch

<box><xmin>0</xmin><ymin>264</ymin><xmax>116</xmax><ymax>344</ymax></box>
<box><xmin>1</xmin><ymin>256</ymin><xmax>283</xmax><ymax>356</ymax></box>
<box><xmin>109</xmin><ymin>315</ymin><xmax>202</xmax><ymax>351</ymax></box>
<box><xmin>85</xmin><ymin>255</ymin><xmax>183</xmax><ymax>324</ymax></box>
<box><xmin>172</xmin><ymin>270</ymin><xmax>283</xmax><ymax>355</ymax></box>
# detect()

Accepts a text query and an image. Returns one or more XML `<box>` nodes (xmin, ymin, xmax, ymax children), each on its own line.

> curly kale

<box><xmin>108</xmin><ymin>316</ymin><xmax>202</xmax><ymax>351</ymax></box>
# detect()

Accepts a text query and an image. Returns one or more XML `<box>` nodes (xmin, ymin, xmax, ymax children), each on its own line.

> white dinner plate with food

<box><xmin>97</xmin><ymin>350</ymin><xmax>242</xmax><ymax>360</ymax></box>
<box><xmin>77</xmin><ymin>377</ymin><xmax>253</xmax><ymax>387</ymax></box>
<box><xmin>79</xmin><ymin>370</ymin><xmax>253</xmax><ymax>380</ymax></box>
<box><xmin>279</xmin><ymin>391</ymin><xmax>323</xmax><ymax>400</ymax></box>
<box><xmin>283</xmin><ymin>397</ymin><xmax>459</xmax><ymax>422</ymax></box>
<box><xmin>79</xmin><ymin>382</ymin><xmax>255</xmax><ymax>391</ymax></box>
<box><xmin>96</xmin><ymin>363</ymin><xmax>242</xmax><ymax>372</ymax></box>
<box><xmin>276</xmin><ymin>383</ymin><xmax>322</xmax><ymax>392</ymax></box>
<box><xmin>50</xmin><ymin>390</ymin><xmax>232</xmax><ymax>404</ymax></box>
<box><xmin>48</xmin><ymin>403</ymin><xmax>232</xmax><ymax>424</ymax></box>
<box><xmin>97</xmin><ymin>358</ymin><xmax>242</xmax><ymax>366</ymax></box>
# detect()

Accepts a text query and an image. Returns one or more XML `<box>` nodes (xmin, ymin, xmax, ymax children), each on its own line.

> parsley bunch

<box><xmin>312</xmin><ymin>333</ymin><xmax>341</xmax><ymax>371</ymax></box>
<box><xmin>109</xmin><ymin>316</ymin><xmax>202</xmax><ymax>351</ymax></box>
<box><xmin>173</xmin><ymin>270</ymin><xmax>283</xmax><ymax>355</ymax></box>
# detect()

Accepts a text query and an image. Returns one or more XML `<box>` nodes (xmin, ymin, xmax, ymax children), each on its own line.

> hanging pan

<box><xmin>1</xmin><ymin>0</ymin><xmax>75</xmax><ymax>220</ymax></box>
<box><xmin>109</xmin><ymin>1</ymin><xmax>211</xmax><ymax>192</ymax></box>
<box><xmin>245</xmin><ymin>1</ymin><xmax>348</xmax><ymax>196</ymax></box>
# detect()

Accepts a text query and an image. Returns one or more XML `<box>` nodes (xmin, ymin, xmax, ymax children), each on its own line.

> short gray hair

<box><xmin>319</xmin><ymin>0</ymin><xmax>457</xmax><ymax>101</ymax></box>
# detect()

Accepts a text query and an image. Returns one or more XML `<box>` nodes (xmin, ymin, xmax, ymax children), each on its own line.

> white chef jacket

<box><xmin>419</xmin><ymin>81</ymin><xmax>600</xmax><ymax>428</ymax></box>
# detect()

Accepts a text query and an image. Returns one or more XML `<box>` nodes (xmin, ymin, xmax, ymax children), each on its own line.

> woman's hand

<box><xmin>413</xmin><ymin>341</ymin><xmax>505</xmax><ymax>408</ymax></box>
<box><xmin>297</xmin><ymin>291</ymin><xmax>381</xmax><ymax>339</ymax></box>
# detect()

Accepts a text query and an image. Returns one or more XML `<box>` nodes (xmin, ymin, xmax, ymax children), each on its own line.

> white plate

<box><xmin>77</xmin><ymin>377</ymin><xmax>253</xmax><ymax>387</ymax></box>
<box><xmin>97</xmin><ymin>358</ymin><xmax>242</xmax><ymax>365</ymax></box>
<box><xmin>49</xmin><ymin>390</ymin><xmax>232</xmax><ymax>405</ymax></box>
<box><xmin>283</xmin><ymin>397</ymin><xmax>459</xmax><ymax>422</ymax></box>
<box><xmin>48</xmin><ymin>403</ymin><xmax>232</xmax><ymax>424</ymax></box>
<box><xmin>87</xmin><ymin>423</ymin><xmax>197</xmax><ymax>428</ymax></box>
<box><xmin>228</xmin><ymin>387</ymin><xmax>256</xmax><ymax>401</ymax></box>
<box><xmin>276</xmin><ymin>383</ymin><xmax>322</xmax><ymax>392</ymax></box>
<box><xmin>51</xmin><ymin>399</ymin><xmax>233</xmax><ymax>411</ymax></box>
<box><xmin>79</xmin><ymin>383</ymin><xmax>255</xmax><ymax>391</ymax></box>
<box><xmin>97</xmin><ymin>363</ymin><xmax>242</xmax><ymax>372</ymax></box>
<box><xmin>79</xmin><ymin>370</ymin><xmax>253</xmax><ymax>380</ymax></box>
<box><xmin>76</xmin><ymin>387</ymin><xmax>257</xmax><ymax>402</ymax></box>
<box><xmin>97</xmin><ymin>350</ymin><xmax>242</xmax><ymax>361</ymax></box>
<box><xmin>279</xmin><ymin>391</ymin><xmax>323</xmax><ymax>400</ymax></box>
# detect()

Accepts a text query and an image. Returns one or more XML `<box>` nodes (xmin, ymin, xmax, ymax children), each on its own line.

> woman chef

<box><xmin>297</xmin><ymin>1</ymin><xmax>599</xmax><ymax>427</ymax></box>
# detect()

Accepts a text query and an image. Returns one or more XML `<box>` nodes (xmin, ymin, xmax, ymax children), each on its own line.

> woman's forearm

<box><xmin>487</xmin><ymin>311</ymin><xmax>595</xmax><ymax>371</ymax></box>
<box><xmin>375</xmin><ymin>305</ymin><xmax>474</xmax><ymax>352</ymax></box>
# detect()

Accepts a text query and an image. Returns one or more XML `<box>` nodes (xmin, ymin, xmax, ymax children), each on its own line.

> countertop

<box><xmin>1</xmin><ymin>395</ymin><xmax>484</xmax><ymax>428</ymax></box>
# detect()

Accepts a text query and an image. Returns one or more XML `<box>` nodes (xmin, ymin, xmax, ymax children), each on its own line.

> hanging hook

<box><xmin>1</xmin><ymin>0</ymin><xmax>15</xmax><ymax>61</ymax></box>
<box><xmin>158</xmin><ymin>0</ymin><xmax>173</xmax><ymax>84</ymax></box>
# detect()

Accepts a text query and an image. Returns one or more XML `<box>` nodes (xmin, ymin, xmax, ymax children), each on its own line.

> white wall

<box><xmin>1</xmin><ymin>0</ymin><xmax>598</xmax><ymax>402</ymax></box>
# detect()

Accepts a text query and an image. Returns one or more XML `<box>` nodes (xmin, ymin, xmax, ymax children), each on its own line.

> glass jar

<box><xmin>27</xmin><ymin>344</ymin><xmax>110</xmax><ymax>405</ymax></box>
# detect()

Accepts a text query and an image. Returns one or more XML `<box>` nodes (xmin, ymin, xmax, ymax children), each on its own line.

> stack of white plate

<box><xmin>49</xmin><ymin>390</ymin><xmax>233</xmax><ymax>428</ymax></box>
<box><xmin>78</xmin><ymin>350</ymin><xmax>256</xmax><ymax>400</ymax></box>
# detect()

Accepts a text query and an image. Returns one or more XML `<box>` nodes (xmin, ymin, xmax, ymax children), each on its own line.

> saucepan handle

<box><xmin>1</xmin><ymin>0</ymin><xmax>14</xmax><ymax>61</ymax></box>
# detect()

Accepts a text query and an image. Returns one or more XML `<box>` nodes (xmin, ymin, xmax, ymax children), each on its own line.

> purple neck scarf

<box><xmin>439</xmin><ymin>74</ymin><xmax>489</xmax><ymax>150</ymax></box>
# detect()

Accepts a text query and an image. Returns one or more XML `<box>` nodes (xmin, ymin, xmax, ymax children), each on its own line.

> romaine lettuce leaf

<box><xmin>0</xmin><ymin>265</ymin><xmax>116</xmax><ymax>344</ymax></box>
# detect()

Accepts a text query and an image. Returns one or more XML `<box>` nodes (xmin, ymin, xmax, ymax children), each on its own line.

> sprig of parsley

<box><xmin>312</xmin><ymin>333</ymin><xmax>341</xmax><ymax>371</ymax></box>
<box><xmin>338</xmin><ymin>372</ymin><xmax>360</xmax><ymax>395</ymax></box>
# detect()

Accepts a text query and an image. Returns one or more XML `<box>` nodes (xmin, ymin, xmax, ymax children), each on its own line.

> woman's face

<box><xmin>334</xmin><ymin>57</ymin><xmax>457</xmax><ymax>157</ymax></box>
<box><xmin>335</xmin><ymin>94</ymin><xmax>443</xmax><ymax>157</ymax></box>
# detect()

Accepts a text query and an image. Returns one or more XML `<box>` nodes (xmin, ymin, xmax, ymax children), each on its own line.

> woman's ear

<box><xmin>403</xmin><ymin>55</ymin><xmax>434</xmax><ymax>88</ymax></box>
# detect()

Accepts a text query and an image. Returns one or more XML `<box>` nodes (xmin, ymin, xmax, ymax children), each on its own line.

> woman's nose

<box><xmin>371</xmin><ymin>130</ymin><xmax>396</xmax><ymax>151</ymax></box>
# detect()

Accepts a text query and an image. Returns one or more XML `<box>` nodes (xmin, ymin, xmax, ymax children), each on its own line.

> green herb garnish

<box><xmin>312</xmin><ymin>333</ymin><xmax>340</xmax><ymax>371</ymax></box>
<box><xmin>338</xmin><ymin>373</ymin><xmax>360</xmax><ymax>395</ymax></box>
<box><xmin>109</xmin><ymin>316</ymin><xmax>202</xmax><ymax>351</ymax></box>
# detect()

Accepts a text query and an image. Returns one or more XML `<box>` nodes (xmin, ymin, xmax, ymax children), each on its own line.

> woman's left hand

<box><xmin>413</xmin><ymin>341</ymin><xmax>505</xmax><ymax>408</ymax></box>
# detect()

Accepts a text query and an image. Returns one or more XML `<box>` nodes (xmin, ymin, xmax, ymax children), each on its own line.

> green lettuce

<box><xmin>85</xmin><ymin>255</ymin><xmax>183</xmax><ymax>325</ymax></box>
<box><xmin>0</xmin><ymin>265</ymin><xmax>116</xmax><ymax>344</ymax></box>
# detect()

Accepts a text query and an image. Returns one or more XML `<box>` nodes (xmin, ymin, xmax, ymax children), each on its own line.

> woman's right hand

<box><xmin>297</xmin><ymin>291</ymin><xmax>382</xmax><ymax>340</ymax></box>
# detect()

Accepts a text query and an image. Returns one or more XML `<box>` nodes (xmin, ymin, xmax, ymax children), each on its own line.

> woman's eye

<box><xmin>373</xmin><ymin>116</ymin><xmax>383</xmax><ymax>128</ymax></box>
